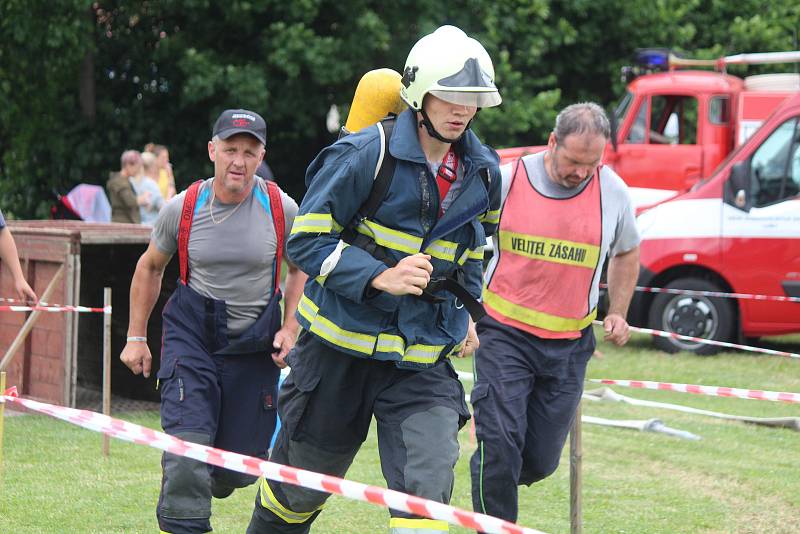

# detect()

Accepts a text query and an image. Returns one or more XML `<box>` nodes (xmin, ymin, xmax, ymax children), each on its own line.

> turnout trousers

<box><xmin>469</xmin><ymin>315</ymin><xmax>594</xmax><ymax>525</ymax></box>
<box><xmin>246</xmin><ymin>331</ymin><xmax>471</xmax><ymax>534</ymax></box>
<box><xmin>156</xmin><ymin>282</ymin><xmax>282</xmax><ymax>534</ymax></box>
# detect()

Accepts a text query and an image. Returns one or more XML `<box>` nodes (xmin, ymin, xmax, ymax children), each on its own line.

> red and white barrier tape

<box><xmin>0</xmin><ymin>304</ymin><xmax>110</xmax><ymax>313</ymax></box>
<box><xmin>589</xmin><ymin>379</ymin><xmax>800</xmax><ymax>404</ymax></box>
<box><xmin>592</xmin><ymin>321</ymin><xmax>800</xmax><ymax>360</ymax></box>
<box><xmin>0</xmin><ymin>389</ymin><xmax>545</xmax><ymax>534</ymax></box>
<box><xmin>599</xmin><ymin>283</ymin><xmax>800</xmax><ymax>303</ymax></box>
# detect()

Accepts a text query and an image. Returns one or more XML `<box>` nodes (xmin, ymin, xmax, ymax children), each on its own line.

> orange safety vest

<box><xmin>484</xmin><ymin>159</ymin><xmax>603</xmax><ymax>339</ymax></box>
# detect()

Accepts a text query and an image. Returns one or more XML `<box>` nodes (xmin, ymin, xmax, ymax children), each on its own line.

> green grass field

<box><xmin>1</xmin><ymin>328</ymin><xmax>798</xmax><ymax>533</ymax></box>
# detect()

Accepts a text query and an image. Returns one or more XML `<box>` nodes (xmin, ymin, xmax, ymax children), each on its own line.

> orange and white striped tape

<box><xmin>0</xmin><ymin>388</ymin><xmax>545</xmax><ymax>534</ymax></box>
<box><xmin>592</xmin><ymin>321</ymin><xmax>800</xmax><ymax>360</ymax></box>
<box><xmin>589</xmin><ymin>379</ymin><xmax>800</xmax><ymax>404</ymax></box>
<box><xmin>599</xmin><ymin>283</ymin><xmax>800</xmax><ymax>303</ymax></box>
<box><xmin>0</xmin><ymin>304</ymin><xmax>110</xmax><ymax>313</ymax></box>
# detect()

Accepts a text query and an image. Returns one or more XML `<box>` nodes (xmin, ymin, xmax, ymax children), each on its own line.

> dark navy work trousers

<box><xmin>156</xmin><ymin>282</ymin><xmax>282</xmax><ymax>534</ymax></box>
<box><xmin>469</xmin><ymin>315</ymin><xmax>594</xmax><ymax>524</ymax></box>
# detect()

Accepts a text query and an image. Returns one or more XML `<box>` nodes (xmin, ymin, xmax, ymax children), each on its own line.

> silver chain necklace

<box><xmin>209</xmin><ymin>181</ymin><xmax>247</xmax><ymax>224</ymax></box>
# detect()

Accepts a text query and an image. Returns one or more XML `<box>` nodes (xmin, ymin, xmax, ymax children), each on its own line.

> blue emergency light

<box><xmin>621</xmin><ymin>48</ymin><xmax>673</xmax><ymax>82</ymax></box>
<box><xmin>634</xmin><ymin>48</ymin><xmax>671</xmax><ymax>70</ymax></box>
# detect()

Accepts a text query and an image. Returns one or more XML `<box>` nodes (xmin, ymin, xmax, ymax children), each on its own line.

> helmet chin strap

<box><xmin>418</xmin><ymin>108</ymin><xmax>472</xmax><ymax>144</ymax></box>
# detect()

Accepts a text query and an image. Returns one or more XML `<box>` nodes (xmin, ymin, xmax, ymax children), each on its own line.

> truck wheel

<box><xmin>647</xmin><ymin>278</ymin><xmax>735</xmax><ymax>355</ymax></box>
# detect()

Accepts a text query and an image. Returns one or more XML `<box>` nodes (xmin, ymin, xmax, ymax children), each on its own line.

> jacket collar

<box><xmin>388</xmin><ymin>109</ymin><xmax>499</xmax><ymax>169</ymax></box>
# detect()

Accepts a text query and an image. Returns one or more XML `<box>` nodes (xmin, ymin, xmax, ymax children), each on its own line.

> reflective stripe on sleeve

<box><xmin>297</xmin><ymin>293</ymin><xmax>319</xmax><ymax>324</ymax></box>
<box><xmin>291</xmin><ymin>213</ymin><xmax>343</xmax><ymax>234</ymax></box>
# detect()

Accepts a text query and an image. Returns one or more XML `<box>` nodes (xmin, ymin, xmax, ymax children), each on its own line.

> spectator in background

<box><xmin>135</xmin><ymin>152</ymin><xmax>166</xmax><ymax>226</ymax></box>
<box><xmin>0</xmin><ymin>208</ymin><xmax>38</xmax><ymax>302</ymax></box>
<box><xmin>152</xmin><ymin>144</ymin><xmax>177</xmax><ymax>201</ymax></box>
<box><xmin>107</xmin><ymin>150</ymin><xmax>142</xmax><ymax>224</ymax></box>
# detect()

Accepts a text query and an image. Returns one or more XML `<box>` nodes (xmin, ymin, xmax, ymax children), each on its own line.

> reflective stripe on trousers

<box><xmin>390</xmin><ymin>517</ymin><xmax>449</xmax><ymax>533</ymax></box>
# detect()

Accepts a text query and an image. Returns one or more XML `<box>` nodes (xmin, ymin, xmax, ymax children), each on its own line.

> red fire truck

<box><xmin>498</xmin><ymin>49</ymin><xmax>800</xmax><ymax>206</ymax></box>
<box><xmin>497</xmin><ymin>50</ymin><xmax>800</xmax><ymax>353</ymax></box>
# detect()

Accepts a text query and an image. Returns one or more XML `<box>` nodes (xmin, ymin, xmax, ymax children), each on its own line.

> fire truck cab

<box><xmin>497</xmin><ymin>49</ymin><xmax>800</xmax><ymax>208</ymax></box>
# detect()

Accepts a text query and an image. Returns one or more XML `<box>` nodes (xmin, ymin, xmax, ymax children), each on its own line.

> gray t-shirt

<box><xmin>488</xmin><ymin>151</ymin><xmax>640</xmax><ymax>311</ymax></box>
<box><xmin>152</xmin><ymin>176</ymin><xmax>299</xmax><ymax>336</ymax></box>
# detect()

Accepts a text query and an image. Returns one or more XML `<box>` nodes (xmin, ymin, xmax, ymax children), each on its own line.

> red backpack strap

<box><xmin>265</xmin><ymin>180</ymin><xmax>285</xmax><ymax>296</ymax></box>
<box><xmin>178</xmin><ymin>180</ymin><xmax>204</xmax><ymax>285</ymax></box>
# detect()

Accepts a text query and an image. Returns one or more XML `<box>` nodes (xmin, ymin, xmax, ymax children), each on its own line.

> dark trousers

<box><xmin>469</xmin><ymin>315</ymin><xmax>594</xmax><ymax>524</ymax></box>
<box><xmin>247</xmin><ymin>331</ymin><xmax>470</xmax><ymax>534</ymax></box>
<box><xmin>157</xmin><ymin>282</ymin><xmax>281</xmax><ymax>534</ymax></box>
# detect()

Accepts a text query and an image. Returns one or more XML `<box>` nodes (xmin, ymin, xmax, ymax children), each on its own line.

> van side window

<box><xmin>750</xmin><ymin>117</ymin><xmax>800</xmax><ymax>207</ymax></box>
<box><xmin>650</xmin><ymin>95</ymin><xmax>698</xmax><ymax>145</ymax></box>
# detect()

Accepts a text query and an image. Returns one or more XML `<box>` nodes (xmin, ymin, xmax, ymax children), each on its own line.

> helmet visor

<box><xmin>429</xmin><ymin>89</ymin><xmax>502</xmax><ymax>108</ymax></box>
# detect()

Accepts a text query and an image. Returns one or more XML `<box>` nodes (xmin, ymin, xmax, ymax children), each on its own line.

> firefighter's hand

<box><xmin>603</xmin><ymin>313</ymin><xmax>630</xmax><ymax>346</ymax></box>
<box><xmin>120</xmin><ymin>340</ymin><xmax>152</xmax><ymax>378</ymax></box>
<box><xmin>271</xmin><ymin>326</ymin><xmax>297</xmax><ymax>369</ymax></box>
<box><xmin>458</xmin><ymin>318</ymin><xmax>479</xmax><ymax>357</ymax></box>
<box><xmin>370</xmin><ymin>253</ymin><xmax>433</xmax><ymax>296</ymax></box>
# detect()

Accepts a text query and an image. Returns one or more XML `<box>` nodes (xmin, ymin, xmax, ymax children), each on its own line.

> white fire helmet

<box><xmin>400</xmin><ymin>25</ymin><xmax>502</xmax><ymax>111</ymax></box>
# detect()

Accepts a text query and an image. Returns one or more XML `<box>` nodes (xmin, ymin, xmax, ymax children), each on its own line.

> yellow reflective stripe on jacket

<box><xmin>291</xmin><ymin>213</ymin><xmax>343</xmax><ymax>234</ymax></box>
<box><xmin>309</xmin><ymin>314</ymin><xmax>376</xmax><ymax>355</ymax></box>
<box><xmin>498</xmin><ymin>231</ymin><xmax>599</xmax><ymax>269</ymax></box>
<box><xmin>484</xmin><ymin>288</ymin><xmax>596</xmax><ymax>332</ymax></box>
<box><xmin>457</xmin><ymin>246</ymin><xmax>485</xmax><ymax>265</ymax></box>
<box><xmin>356</xmin><ymin>220</ymin><xmax>422</xmax><ymax>255</ymax></box>
<box><xmin>376</xmin><ymin>333</ymin><xmax>405</xmax><ymax>357</ymax></box>
<box><xmin>389</xmin><ymin>517</ymin><xmax>449</xmax><ymax>532</ymax></box>
<box><xmin>479</xmin><ymin>208</ymin><xmax>500</xmax><ymax>225</ymax></box>
<box><xmin>468</xmin><ymin>246</ymin><xmax>484</xmax><ymax>260</ymax></box>
<box><xmin>297</xmin><ymin>293</ymin><xmax>319</xmax><ymax>324</ymax></box>
<box><xmin>423</xmin><ymin>239</ymin><xmax>459</xmax><ymax>262</ymax></box>
<box><xmin>300</xmin><ymin>293</ymin><xmax>451</xmax><ymax>361</ymax></box>
<box><xmin>403</xmin><ymin>343</ymin><xmax>446</xmax><ymax>364</ymax></box>
<box><xmin>259</xmin><ymin>478</ymin><xmax>319</xmax><ymax>524</ymax></box>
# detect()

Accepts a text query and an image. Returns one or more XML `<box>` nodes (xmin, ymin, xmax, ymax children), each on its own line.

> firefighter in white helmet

<box><xmin>247</xmin><ymin>25</ymin><xmax>502</xmax><ymax>534</ymax></box>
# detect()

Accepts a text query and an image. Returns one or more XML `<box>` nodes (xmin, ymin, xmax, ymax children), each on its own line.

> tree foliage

<box><xmin>1</xmin><ymin>0</ymin><xmax>798</xmax><ymax>216</ymax></box>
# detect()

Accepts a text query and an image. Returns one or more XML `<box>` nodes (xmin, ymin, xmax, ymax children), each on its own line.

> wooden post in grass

<box><xmin>570</xmin><ymin>403</ymin><xmax>583</xmax><ymax>534</ymax></box>
<box><xmin>0</xmin><ymin>371</ymin><xmax>6</xmax><ymax>473</ymax></box>
<box><xmin>102</xmin><ymin>287</ymin><xmax>111</xmax><ymax>456</ymax></box>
